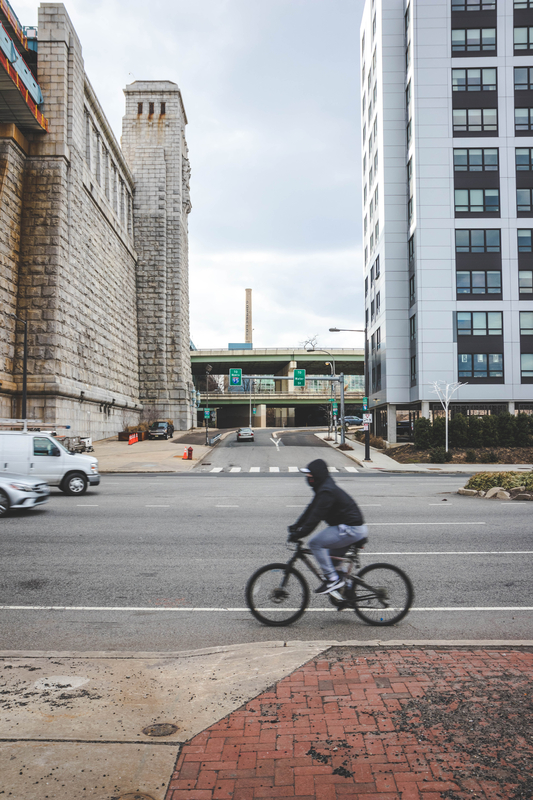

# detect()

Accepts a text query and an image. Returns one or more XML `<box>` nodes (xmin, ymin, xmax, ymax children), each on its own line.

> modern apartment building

<box><xmin>360</xmin><ymin>0</ymin><xmax>533</xmax><ymax>442</ymax></box>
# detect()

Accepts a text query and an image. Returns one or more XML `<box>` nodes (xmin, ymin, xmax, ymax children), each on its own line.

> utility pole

<box><xmin>205</xmin><ymin>364</ymin><xmax>212</xmax><ymax>446</ymax></box>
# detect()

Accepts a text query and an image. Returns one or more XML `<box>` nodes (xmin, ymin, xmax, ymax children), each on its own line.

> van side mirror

<box><xmin>52</xmin><ymin>446</ymin><xmax>61</xmax><ymax>457</ymax></box>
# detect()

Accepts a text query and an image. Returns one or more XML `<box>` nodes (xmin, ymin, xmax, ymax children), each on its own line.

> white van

<box><xmin>0</xmin><ymin>432</ymin><xmax>100</xmax><ymax>495</ymax></box>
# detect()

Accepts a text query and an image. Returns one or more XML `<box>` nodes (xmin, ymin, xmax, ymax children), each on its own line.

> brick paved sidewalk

<box><xmin>165</xmin><ymin>645</ymin><xmax>533</xmax><ymax>800</ymax></box>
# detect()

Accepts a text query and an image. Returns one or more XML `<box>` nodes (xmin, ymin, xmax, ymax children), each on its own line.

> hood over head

<box><xmin>305</xmin><ymin>458</ymin><xmax>330</xmax><ymax>488</ymax></box>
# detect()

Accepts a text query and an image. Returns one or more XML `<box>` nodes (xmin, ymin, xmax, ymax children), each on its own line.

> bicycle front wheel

<box><xmin>353</xmin><ymin>563</ymin><xmax>413</xmax><ymax>626</ymax></box>
<box><xmin>246</xmin><ymin>563</ymin><xmax>309</xmax><ymax>626</ymax></box>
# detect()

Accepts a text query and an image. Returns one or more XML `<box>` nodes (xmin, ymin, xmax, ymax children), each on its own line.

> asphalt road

<box><xmin>1</xmin><ymin>431</ymin><xmax>531</xmax><ymax>651</ymax></box>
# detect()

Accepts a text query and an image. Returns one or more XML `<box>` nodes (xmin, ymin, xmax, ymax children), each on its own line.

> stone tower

<box><xmin>122</xmin><ymin>81</ymin><xmax>193</xmax><ymax>429</ymax></box>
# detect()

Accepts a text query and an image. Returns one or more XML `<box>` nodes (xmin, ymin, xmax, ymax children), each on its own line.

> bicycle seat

<box><xmin>330</xmin><ymin>538</ymin><xmax>368</xmax><ymax>558</ymax></box>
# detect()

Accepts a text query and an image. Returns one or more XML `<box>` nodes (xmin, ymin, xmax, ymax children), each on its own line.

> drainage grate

<box><xmin>142</xmin><ymin>723</ymin><xmax>179</xmax><ymax>737</ymax></box>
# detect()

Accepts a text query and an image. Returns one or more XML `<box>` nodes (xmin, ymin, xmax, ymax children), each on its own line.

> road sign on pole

<box><xmin>362</xmin><ymin>396</ymin><xmax>368</xmax><ymax>411</ymax></box>
<box><xmin>204</xmin><ymin>409</ymin><xmax>211</xmax><ymax>419</ymax></box>
<box><xmin>229</xmin><ymin>368</ymin><xmax>242</xmax><ymax>386</ymax></box>
<box><xmin>293</xmin><ymin>369</ymin><xmax>306</xmax><ymax>387</ymax></box>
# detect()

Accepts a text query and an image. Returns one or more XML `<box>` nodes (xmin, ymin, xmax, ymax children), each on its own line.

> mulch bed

<box><xmin>165</xmin><ymin>646</ymin><xmax>533</xmax><ymax>800</ymax></box>
<box><xmin>384</xmin><ymin>445</ymin><xmax>533</xmax><ymax>465</ymax></box>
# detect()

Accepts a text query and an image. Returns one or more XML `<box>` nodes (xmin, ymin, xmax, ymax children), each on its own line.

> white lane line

<box><xmin>369</xmin><ymin>551</ymin><xmax>533</xmax><ymax>555</ymax></box>
<box><xmin>216</xmin><ymin>504</ymin><xmax>239</xmax><ymax>507</ymax></box>
<box><xmin>345</xmin><ymin>467</ymin><xmax>358</xmax><ymax>473</ymax></box>
<box><xmin>269</xmin><ymin>467</ymin><xmax>280</xmax><ymax>473</ymax></box>
<box><xmin>249</xmin><ymin>467</ymin><xmax>260</xmax><ymax>472</ymax></box>
<box><xmin>210</xmin><ymin>467</ymin><xmax>223</xmax><ymax>473</ymax></box>
<box><xmin>145</xmin><ymin>505</ymin><xmax>170</xmax><ymax>507</ymax></box>
<box><xmin>429</xmin><ymin>503</ymin><xmax>452</xmax><ymax>506</ymax></box>
<box><xmin>286</xmin><ymin>504</ymin><xmax>306</xmax><ymax>507</ymax></box>
<box><xmin>366</xmin><ymin>522</ymin><xmax>486</xmax><ymax>526</ymax></box>
<box><xmin>328</xmin><ymin>467</ymin><xmax>339</xmax><ymax>473</ymax></box>
<box><xmin>229</xmin><ymin>467</ymin><xmax>241</xmax><ymax>472</ymax></box>
<box><xmin>1</xmin><ymin>605</ymin><xmax>531</xmax><ymax>613</ymax></box>
<box><xmin>288</xmin><ymin>467</ymin><xmax>299</xmax><ymax>472</ymax></box>
<box><xmin>76</xmin><ymin>504</ymin><xmax>99</xmax><ymax>507</ymax></box>
<box><xmin>270</xmin><ymin>437</ymin><xmax>281</xmax><ymax>450</ymax></box>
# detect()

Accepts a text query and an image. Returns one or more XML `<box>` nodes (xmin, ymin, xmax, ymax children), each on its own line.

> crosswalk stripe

<box><xmin>269</xmin><ymin>466</ymin><xmax>280</xmax><ymax>472</ymax></box>
<box><xmin>207</xmin><ymin>465</ymin><xmax>360</xmax><ymax>474</ymax></box>
<box><xmin>229</xmin><ymin>467</ymin><xmax>241</xmax><ymax>472</ymax></box>
<box><xmin>210</xmin><ymin>467</ymin><xmax>223</xmax><ymax>472</ymax></box>
<box><xmin>288</xmin><ymin>466</ymin><xmax>299</xmax><ymax>472</ymax></box>
<box><xmin>345</xmin><ymin>466</ymin><xmax>358</xmax><ymax>472</ymax></box>
<box><xmin>328</xmin><ymin>466</ymin><xmax>339</xmax><ymax>472</ymax></box>
<box><xmin>249</xmin><ymin>467</ymin><xmax>260</xmax><ymax>472</ymax></box>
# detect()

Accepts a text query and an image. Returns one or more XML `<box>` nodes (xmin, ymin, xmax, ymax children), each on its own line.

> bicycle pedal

<box><xmin>329</xmin><ymin>589</ymin><xmax>344</xmax><ymax>601</ymax></box>
<box><xmin>336</xmin><ymin>601</ymin><xmax>350</xmax><ymax>611</ymax></box>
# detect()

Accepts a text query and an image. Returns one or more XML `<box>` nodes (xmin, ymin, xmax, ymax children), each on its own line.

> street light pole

<box><xmin>306</xmin><ymin>346</ymin><xmax>337</xmax><ymax>440</ymax></box>
<box><xmin>8</xmin><ymin>313</ymin><xmax>28</xmax><ymax>419</ymax></box>
<box><xmin>328</xmin><ymin>326</ymin><xmax>369</xmax><ymax>460</ymax></box>
<box><xmin>248</xmin><ymin>377</ymin><xmax>255</xmax><ymax>428</ymax></box>
<box><xmin>205</xmin><ymin>364</ymin><xmax>212</xmax><ymax>446</ymax></box>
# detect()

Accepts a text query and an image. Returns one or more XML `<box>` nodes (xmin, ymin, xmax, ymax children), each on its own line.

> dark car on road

<box><xmin>148</xmin><ymin>421</ymin><xmax>175</xmax><ymax>440</ymax></box>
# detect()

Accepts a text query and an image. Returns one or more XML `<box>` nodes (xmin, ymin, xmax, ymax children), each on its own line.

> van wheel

<box><xmin>61</xmin><ymin>472</ymin><xmax>88</xmax><ymax>495</ymax></box>
<box><xmin>0</xmin><ymin>490</ymin><xmax>9</xmax><ymax>517</ymax></box>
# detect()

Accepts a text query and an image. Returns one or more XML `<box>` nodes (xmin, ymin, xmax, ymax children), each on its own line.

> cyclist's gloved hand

<box><xmin>287</xmin><ymin>524</ymin><xmax>299</xmax><ymax>533</ymax></box>
<box><xmin>287</xmin><ymin>526</ymin><xmax>303</xmax><ymax>542</ymax></box>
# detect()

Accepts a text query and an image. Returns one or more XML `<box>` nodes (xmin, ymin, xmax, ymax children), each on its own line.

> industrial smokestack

<box><xmin>245</xmin><ymin>288</ymin><xmax>252</xmax><ymax>344</ymax></box>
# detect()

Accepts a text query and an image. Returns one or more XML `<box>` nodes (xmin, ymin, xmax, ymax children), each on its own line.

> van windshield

<box><xmin>54</xmin><ymin>438</ymin><xmax>74</xmax><ymax>454</ymax></box>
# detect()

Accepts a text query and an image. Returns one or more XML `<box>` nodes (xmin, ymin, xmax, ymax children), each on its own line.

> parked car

<box><xmin>0</xmin><ymin>432</ymin><xmax>99</xmax><ymax>495</ymax></box>
<box><xmin>148</xmin><ymin>421</ymin><xmax>175</xmax><ymax>440</ymax></box>
<box><xmin>0</xmin><ymin>473</ymin><xmax>50</xmax><ymax>517</ymax></box>
<box><xmin>236</xmin><ymin>427</ymin><xmax>254</xmax><ymax>442</ymax></box>
<box><xmin>343</xmin><ymin>416</ymin><xmax>364</xmax><ymax>427</ymax></box>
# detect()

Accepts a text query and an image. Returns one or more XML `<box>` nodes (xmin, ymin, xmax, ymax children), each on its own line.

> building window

<box><xmin>85</xmin><ymin>113</ymin><xmax>91</xmax><ymax>166</ymax></box>
<box><xmin>410</xmin><ymin>355</ymin><xmax>417</xmax><ymax>385</ymax></box>
<box><xmin>521</xmin><ymin>354</ymin><xmax>533</xmax><ymax>379</ymax></box>
<box><xmin>452</xmin><ymin>1</ymin><xmax>495</xmax><ymax>8</ymax></box>
<box><xmin>365</xmin><ymin>247</ymin><xmax>368</xmax><ymax>265</ymax></box>
<box><xmin>514</xmin><ymin>27</ymin><xmax>533</xmax><ymax>53</ymax></box>
<box><xmin>408</xmin><ymin>198</ymin><xmax>413</xmax><ymax>225</ymax></box>
<box><xmin>375</xmin><ymin>255</ymin><xmax>380</xmax><ymax>278</ymax></box>
<box><xmin>373</xmin><ymin>152</ymin><xmax>378</xmax><ymax>174</ymax></box>
<box><xmin>452</xmin><ymin>68</ymin><xmax>496</xmax><ymax>92</ymax></box>
<box><xmin>515</xmin><ymin>0</ymin><xmax>533</xmax><ymax>7</ymax></box>
<box><xmin>369</xmin><ymin>199</ymin><xmax>374</xmax><ymax>219</ymax></box>
<box><xmin>518</xmin><ymin>229</ymin><xmax>533</xmax><ymax>251</ymax></box>
<box><xmin>371</xmin><ymin>299</ymin><xmax>375</xmax><ymax>320</ymax></box>
<box><xmin>452</xmin><ymin>28</ymin><xmax>496</xmax><ymax>54</ymax></box>
<box><xmin>409</xmin><ymin>315</ymin><xmax>416</xmax><ymax>340</ymax></box>
<box><xmin>365</xmin><ymin>308</ymin><xmax>369</xmax><ymax>325</ymax></box>
<box><xmin>456</xmin><ymin>270</ymin><xmax>501</xmax><ymax>294</ymax></box>
<box><xmin>407</xmin><ymin>157</ymin><xmax>413</xmax><ymax>194</ymax></box>
<box><xmin>515</xmin><ymin>108</ymin><xmax>533</xmax><ymax>133</ymax></box>
<box><xmin>375</xmin><ymin>221</ymin><xmax>379</xmax><ymax>240</ymax></box>
<box><xmin>458</xmin><ymin>353</ymin><xmax>503</xmax><ymax>378</ymax></box>
<box><xmin>363</xmin><ymin>154</ymin><xmax>367</xmax><ymax>174</ymax></box>
<box><xmin>370</xmin><ymin>265</ymin><xmax>374</xmax><ymax>285</ymax></box>
<box><xmin>374</xmin><ymin>185</ymin><xmax>379</xmax><ymax>209</ymax></box>
<box><xmin>376</xmin><ymin>327</ymin><xmax>381</xmax><ymax>350</ymax></box>
<box><xmin>408</xmin><ymin>234</ymin><xmax>415</xmax><ymax>262</ymax></box>
<box><xmin>372</xmin><ymin>48</ymin><xmax>377</xmax><ymax>73</ymax></box>
<box><xmin>517</xmin><ymin>188</ymin><xmax>533</xmax><ymax>214</ymax></box>
<box><xmin>453</xmin><ymin>108</ymin><xmax>497</xmax><ymax>134</ymax></box>
<box><xmin>455</xmin><ymin>189</ymin><xmax>499</xmax><ymax>214</ymax></box>
<box><xmin>407</xmin><ymin>119</ymin><xmax>412</xmax><ymax>146</ymax></box>
<box><xmin>376</xmin><ymin>291</ymin><xmax>381</xmax><ymax>314</ymax></box>
<box><xmin>376</xmin><ymin>363</ymin><xmax>382</xmax><ymax>391</ymax></box>
<box><xmin>160</xmin><ymin>102</ymin><xmax>166</xmax><ymax>115</ymax></box>
<box><xmin>516</xmin><ymin>148</ymin><xmax>533</xmax><ymax>172</ymax></box>
<box><xmin>457</xmin><ymin>311</ymin><xmax>502</xmax><ymax>336</ymax></box>
<box><xmin>520</xmin><ymin>311</ymin><xmax>533</xmax><ymax>335</ymax></box>
<box><xmin>515</xmin><ymin>68</ymin><xmax>533</xmax><ymax>93</ymax></box>
<box><xmin>371</xmin><ymin>332</ymin><xmax>376</xmax><ymax>351</ymax></box>
<box><xmin>370</xmin><ymin>232</ymin><xmax>374</xmax><ymax>251</ymax></box>
<box><xmin>409</xmin><ymin>274</ymin><xmax>415</xmax><ymax>304</ymax></box>
<box><xmin>365</xmin><ymin>277</ymin><xmax>368</xmax><ymax>297</ymax></box>
<box><xmin>369</xmin><ymin>167</ymin><xmax>373</xmax><ymax>186</ymax></box>
<box><xmin>519</xmin><ymin>270</ymin><xmax>533</xmax><ymax>294</ymax></box>
<box><xmin>454</xmin><ymin>148</ymin><xmax>498</xmax><ymax>172</ymax></box>
<box><xmin>373</xmin><ymin>117</ymin><xmax>378</xmax><ymax>141</ymax></box>
<box><xmin>137</xmin><ymin>102</ymin><xmax>143</xmax><ymax>115</ymax></box>
<box><xmin>363</xmin><ymin>184</ymin><xmax>367</xmax><ymax>204</ymax></box>
<box><xmin>364</xmin><ymin>215</ymin><xmax>368</xmax><ymax>235</ymax></box>
<box><xmin>456</xmin><ymin>229</ymin><xmax>500</xmax><ymax>252</ymax></box>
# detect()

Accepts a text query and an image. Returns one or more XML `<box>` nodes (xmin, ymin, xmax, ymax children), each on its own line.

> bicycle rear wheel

<box><xmin>246</xmin><ymin>563</ymin><xmax>309</xmax><ymax>626</ymax></box>
<box><xmin>352</xmin><ymin>563</ymin><xmax>413</xmax><ymax>626</ymax></box>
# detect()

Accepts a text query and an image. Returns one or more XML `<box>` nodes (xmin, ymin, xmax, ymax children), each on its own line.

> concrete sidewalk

<box><xmin>315</xmin><ymin>432</ymin><xmax>533</xmax><ymax>474</ymax></box>
<box><xmin>92</xmin><ymin>431</ymin><xmax>222</xmax><ymax>473</ymax></box>
<box><xmin>1</xmin><ymin>640</ymin><xmax>531</xmax><ymax>799</ymax></box>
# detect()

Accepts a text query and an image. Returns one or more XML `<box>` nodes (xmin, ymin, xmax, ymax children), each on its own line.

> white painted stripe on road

<box><xmin>145</xmin><ymin>505</ymin><xmax>170</xmax><ymax>507</ymax></box>
<box><xmin>269</xmin><ymin>467</ymin><xmax>280</xmax><ymax>472</ymax></box>
<box><xmin>249</xmin><ymin>467</ymin><xmax>260</xmax><ymax>472</ymax></box>
<box><xmin>288</xmin><ymin>467</ymin><xmax>299</xmax><ymax>472</ymax></box>
<box><xmin>0</xmin><ymin>606</ymin><xmax>531</xmax><ymax>613</ymax></box>
<box><xmin>369</xmin><ymin>551</ymin><xmax>533</xmax><ymax>555</ymax></box>
<box><xmin>210</xmin><ymin>467</ymin><xmax>223</xmax><ymax>473</ymax></box>
<box><xmin>328</xmin><ymin>467</ymin><xmax>339</xmax><ymax>472</ymax></box>
<box><xmin>345</xmin><ymin>467</ymin><xmax>358</xmax><ymax>473</ymax></box>
<box><xmin>76</xmin><ymin>504</ymin><xmax>99</xmax><ymax>507</ymax></box>
<box><xmin>216</xmin><ymin>505</ymin><xmax>239</xmax><ymax>508</ymax></box>
<box><xmin>229</xmin><ymin>467</ymin><xmax>241</xmax><ymax>472</ymax></box>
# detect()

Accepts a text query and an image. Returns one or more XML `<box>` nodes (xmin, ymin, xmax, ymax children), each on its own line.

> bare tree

<box><xmin>429</xmin><ymin>380</ymin><xmax>468</xmax><ymax>452</ymax></box>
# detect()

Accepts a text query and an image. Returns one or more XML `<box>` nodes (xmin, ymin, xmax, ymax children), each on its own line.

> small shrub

<box><xmin>413</xmin><ymin>417</ymin><xmax>432</xmax><ymax>449</ymax></box>
<box><xmin>449</xmin><ymin>413</ymin><xmax>468</xmax><ymax>449</ymax></box>
<box><xmin>465</xmin><ymin>471</ymin><xmax>533</xmax><ymax>492</ymax></box>
<box><xmin>497</xmin><ymin>412</ymin><xmax>517</xmax><ymax>448</ymax></box>
<box><xmin>369</xmin><ymin>435</ymin><xmax>384</xmax><ymax>449</ymax></box>
<box><xmin>431</xmin><ymin>416</ymin><xmax>446</xmax><ymax>448</ymax></box>
<box><xmin>430</xmin><ymin>446</ymin><xmax>446</xmax><ymax>463</ymax></box>
<box><xmin>467</xmin><ymin>415</ymin><xmax>483</xmax><ymax>448</ymax></box>
<box><xmin>465</xmin><ymin>449</ymin><xmax>476</xmax><ymax>462</ymax></box>
<box><xmin>480</xmin><ymin>415</ymin><xmax>499</xmax><ymax>448</ymax></box>
<box><xmin>515</xmin><ymin>413</ymin><xmax>533</xmax><ymax>447</ymax></box>
<box><xmin>444</xmin><ymin>449</ymin><xmax>453</xmax><ymax>462</ymax></box>
<box><xmin>486</xmin><ymin>450</ymin><xmax>499</xmax><ymax>463</ymax></box>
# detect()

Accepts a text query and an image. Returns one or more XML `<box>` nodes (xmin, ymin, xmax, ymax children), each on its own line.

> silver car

<box><xmin>0</xmin><ymin>473</ymin><xmax>50</xmax><ymax>517</ymax></box>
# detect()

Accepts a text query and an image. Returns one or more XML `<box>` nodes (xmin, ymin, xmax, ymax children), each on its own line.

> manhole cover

<box><xmin>118</xmin><ymin>794</ymin><xmax>156</xmax><ymax>800</ymax></box>
<box><xmin>142</xmin><ymin>723</ymin><xmax>179</xmax><ymax>737</ymax></box>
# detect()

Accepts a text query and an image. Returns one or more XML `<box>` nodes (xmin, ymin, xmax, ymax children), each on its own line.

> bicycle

<box><xmin>245</xmin><ymin>538</ymin><xmax>414</xmax><ymax>627</ymax></box>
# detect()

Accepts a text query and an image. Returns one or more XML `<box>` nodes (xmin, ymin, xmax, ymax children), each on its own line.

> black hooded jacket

<box><xmin>292</xmin><ymin>458</ymin><xmax>364</xmax><ymax>537</ymax></box>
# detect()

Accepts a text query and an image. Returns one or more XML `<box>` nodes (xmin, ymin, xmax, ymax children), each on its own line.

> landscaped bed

<box><xmin>457</xmin><ymin>471</ymin><xmax>533</xmax><ymax>500</ymax></box>
<box><xmin>382</xmin><ymin>443</ymin><xmax>533</xmax><ymax>465</ymax></box>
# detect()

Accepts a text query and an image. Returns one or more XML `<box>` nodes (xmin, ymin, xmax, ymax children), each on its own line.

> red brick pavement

<box><xmin>165</xmin><ymin>646</ymin><xmax>533</xmax><ymax>800</ymax></box>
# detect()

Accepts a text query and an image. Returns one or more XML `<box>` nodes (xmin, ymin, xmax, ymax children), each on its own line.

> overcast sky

<box><xmin>18</xmin><ymin>0</ymin><xmax>365</xmax><ymax>350</ymax></box>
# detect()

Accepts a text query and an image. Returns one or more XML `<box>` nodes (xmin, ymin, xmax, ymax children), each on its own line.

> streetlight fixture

<box><xmin>205</xmin><ymin>364</ymin><xmax>212</xmax><ymax>446</ymax></box>
<box><xmin>329</xmin><ymin>326</ymin><xmax>370</xmax><ymax>461</ymax></box>
<box><xmin>7</xmin><ymin>313</ymin><xmax>28</xmax><ymax>419</ymax></box>
<box><xmin>306</xmin><ymin>345</ymin><xmax>347</xmax><ymax>446</ymax></box>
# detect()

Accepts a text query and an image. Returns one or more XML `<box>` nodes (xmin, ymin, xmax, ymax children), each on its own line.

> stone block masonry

<box><xmin>0</xmin><ymin>3</ymin><xmax>194</xmax><ymax>438</ymax></box>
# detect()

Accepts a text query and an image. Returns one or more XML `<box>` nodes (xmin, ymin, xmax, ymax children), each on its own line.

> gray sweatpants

<box><xmin>308</xmin><ymin>524</ymin><xmax>368</xmax><ymax>580</ymax></box>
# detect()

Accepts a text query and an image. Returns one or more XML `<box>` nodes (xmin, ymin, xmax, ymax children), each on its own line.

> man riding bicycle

<box><xmin>288</xmin><ymin>458</ymin><xmax>368</xmax><ymax>595</ymax></box>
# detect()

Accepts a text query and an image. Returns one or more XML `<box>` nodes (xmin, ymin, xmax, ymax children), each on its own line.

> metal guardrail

<box><xmin>209</xmin><ymin>434</ymin><xmax>222</xmax><ymax>445</ymax></box>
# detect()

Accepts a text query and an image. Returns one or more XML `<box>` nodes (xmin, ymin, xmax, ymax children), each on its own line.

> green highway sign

<box><xmin>293</xmin><ymin>369</ymin><xmax>306</xmax><ymax>387</ymax></box>
<box><xmin>229</xmin><ymin>368</ymin><xmax>242</xmax><ymax>387</ymax></box>
<box><xmin>362</xmin><ymin>395</ymin><xmax>368</xmax><ymax>411</ymax></box>
<box><xmin>204</xmin><ymin>409</ymin><xmax>211</xmax><ymax>419</ymax></box>
<box><xmin>332</xmin><ymin>403</ymin><xmax>338</xmax><ymax>412</ymax></box>
<box><xmin>253</xmin><ymin>407</ymin><xmax>256</xmax><ymax>414</ymax></box>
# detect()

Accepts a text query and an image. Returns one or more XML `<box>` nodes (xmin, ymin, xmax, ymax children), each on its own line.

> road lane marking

<box><xmin>286</xmin><ymin>504</ymin><xmax>306</xmax><ymax>507</ymax></box>
<box><xmin>366</xmin><ymin>522</ymin><xmax>486</xmax><ymax>526</ymax></box>
<box><xmin>328</xmin><ymin>467</ymin><xmax>339</xmax><ymax>472</ymax></box>
<box><xmin>145</xmin><ymin>505</ymin><xmax>170</xmax><ymax>507</ymax></box>
<box><xmin>210</xmin><ymin>467</ymin><xmax>223</xmax><ymax>472</ymax></box>
<box><xmin>269</xmin><ymin>467</ymin><xmax>280</xmax><ymax>472</ymax></box>
<box><xmin>76</xmin><ymin>504</ymin><xmax>99</xmax><ymax>507</ymax></box>
<box><xmin>216</xmin><ymin>505</ymin><xmax>239</xmax><ymax>507</ymax></box>
<box><xmin>1</xmin><ymin>605</ymin><xmax>531</xmax><ymax>612</ymax></box>
<box><xmin>345</xmin><ymin>467</ymin><xmax>358</xmax><ymax>472</ymax></box>
<box><xmin>288</xmin><ymin>467</ymin><xmax>299</xmax><ymax>472</ymax></box>
<box><xmin>429</xmin><ymin>503</ymin><xmax>452</xmax><ymax>506</ymax></box>
<box><xmin>249</xmin><ymin>467</ymin><xmax>260</xmax><ymax>472</ymax></box>
<box><xmin>369</xmin><ymin>550</ymin><xmax>533</xmax><ymax>555</ymax></box>
<box><xmin>229</xmin><ymin>467</ymin><xmax>241</xmax><ymax>472</ymax></box>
